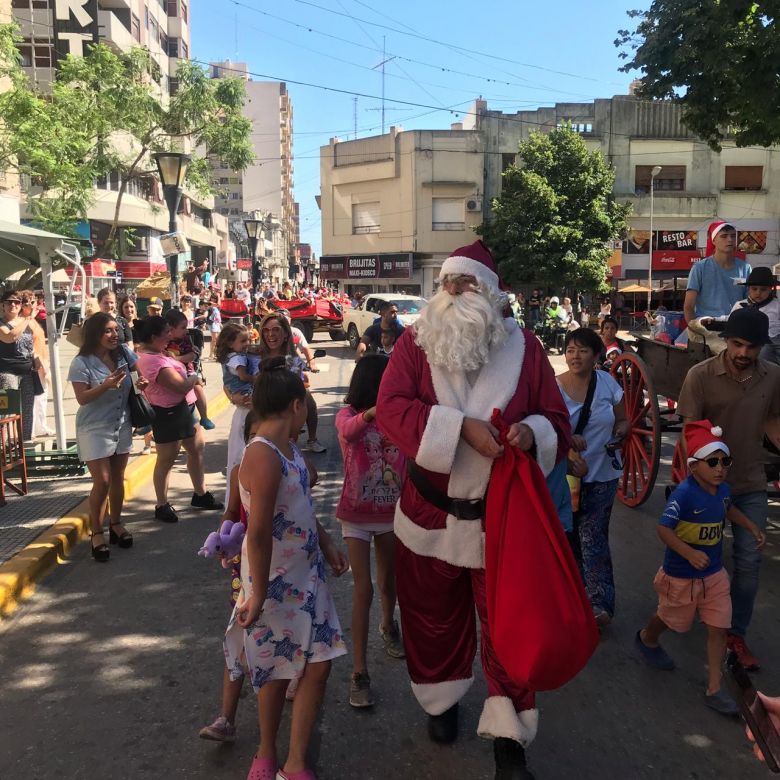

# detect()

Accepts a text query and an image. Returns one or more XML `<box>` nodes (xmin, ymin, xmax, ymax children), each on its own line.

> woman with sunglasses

<box><xmin>258</xmin><ymin>313</ymin><xmax>326</xmax><ymax>453</ymax></box>
<box><xmin>0</xmin><ymin>289</ymin><xmax>37</xmax><ymax>440</ymax></box>
<box><xmin>557</xmin><ymin>327</ymin><xmax>629</xmax><ymax>627</ymax></box>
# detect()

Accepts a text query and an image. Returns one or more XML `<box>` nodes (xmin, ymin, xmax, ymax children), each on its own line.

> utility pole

<box><xmin>353</xmin><ymin>96</ymin><xmax>358</xmax><ymax>139</ymax></box>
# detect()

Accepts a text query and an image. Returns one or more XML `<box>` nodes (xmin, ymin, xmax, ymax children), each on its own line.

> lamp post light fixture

<box><xmin>154</xmin><ymin>151</ymin><xmax>191</xmax><ymax>307</ymax></box>
<box><xmin>244</xmin><ymin>217</ymin><xmax>263</xmax><ymax>294</ymax></box>
<box><xmin>647</xmin><ymin>164</ymin><xmax>662</xmax><ymax>311</ymax></box>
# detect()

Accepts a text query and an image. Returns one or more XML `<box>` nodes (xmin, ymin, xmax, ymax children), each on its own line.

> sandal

<box><xmin>109</xmin><ymin>522</ymin><xmax>133</xmax><ymax>549</ymax></box>
<box><xmin>90</xmin><ymin>531</ymin><xmax>110</xmax><ymax>562</ymax></box>
<box><xmin>247</xmin><ymin>757</ymin><xmax>277</xmax><ymax>780</ymax></box>
<box><xmin>276</xmin><ymin>770</ymin><xmax>317</xmax><ymax>780</ymax></box>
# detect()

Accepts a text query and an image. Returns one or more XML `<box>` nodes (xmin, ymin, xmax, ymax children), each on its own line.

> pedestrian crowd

<box><xmin>4</xmin><ymin>223</ymin><xmax>778</xmax><ymax>778</ymax></box>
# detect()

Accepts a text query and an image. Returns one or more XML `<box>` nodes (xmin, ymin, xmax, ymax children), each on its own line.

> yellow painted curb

<box><xmin>0</xmin><ymin>499</ymin><xmax>90</xmax><ymax>618</ymax></box>
<box><xmin>0</xmin><ymin>387</ymin><xmax>234</xmax><ymax>619</ymax></box>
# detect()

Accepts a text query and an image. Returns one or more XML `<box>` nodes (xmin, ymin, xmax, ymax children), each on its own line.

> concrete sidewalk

<box><xmin>0</xmin><ymin>342</ymin><xmax>230</xmax><ymax>616</ymax></box>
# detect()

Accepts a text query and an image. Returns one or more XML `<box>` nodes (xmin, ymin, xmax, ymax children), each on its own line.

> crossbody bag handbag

<box><xmin>121</xmin><ymin>345</ymin><xmax>156</xmax><ymax>428</ymax></box>
<box><xmin>566</xmin><ymin>371</ymin><xmax>597</xmax><ymax>512</ymax></box>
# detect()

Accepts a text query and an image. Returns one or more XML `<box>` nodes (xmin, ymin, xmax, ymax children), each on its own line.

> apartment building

<box><xmin>473</xmin><ymin>96</ymin><xmax>780</xmax><ymax>287</ymax></box>
<box><xmin>0</xmin><ymin>0</ymin><xmax>20</xmax><ymax>223</ymax></box>
<box><xmin>8</xmin><ymin>0</ymin><xmax>230</xmax><ymax>290</ymax></box>
<box><xmin>318</xmin><ymin>126</ymin><xmax>484</xmax><ymax>297</ymax></box>
<box><xmin>209</xmin><ymin>62</ymin><xmax>297</xmax><ymax>284</ymax></box>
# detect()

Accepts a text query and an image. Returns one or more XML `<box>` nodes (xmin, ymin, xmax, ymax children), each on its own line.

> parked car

<box><xmin>342</xmin><ymin>293</ymin><xmax>427</xmax><ymax>349</ymax></box>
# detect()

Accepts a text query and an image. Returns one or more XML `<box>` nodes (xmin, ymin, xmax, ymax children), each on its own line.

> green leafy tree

<box><xmin>0</xmin><ymin>27</ymin><xmax>253</xmax><ymax>254</ymax></box>
<box><xmin>616</xmin><ymin>2</ymin><xmax>780</xmax><ymax>150</ymax></box>
<box><xmin>478</xmin><ymin>126</ymin><xmax>630</xmax><ymax>293</ymax></box>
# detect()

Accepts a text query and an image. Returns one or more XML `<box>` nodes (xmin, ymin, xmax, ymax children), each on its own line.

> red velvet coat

<box><xmin>376</xmin><ymin>320</ymin><xmax>571</xmax><ymax>569</ymax></box>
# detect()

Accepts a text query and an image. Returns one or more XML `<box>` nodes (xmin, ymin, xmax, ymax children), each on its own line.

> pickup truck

<box><xmin>342</xmin><ymin>293</ymin><xmax>427</xmax><ymax>349</ymax></box>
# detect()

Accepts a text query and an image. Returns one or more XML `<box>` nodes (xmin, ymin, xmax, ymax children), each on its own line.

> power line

<box><xmin>288</xmin><ymin>0</ymin><xmax>624</xmax><ymax>85</ymax></box>
<box><xmin>223</xmin><ymin>0</ymin><xmax>603</xmax><ymax>101</ymax></box>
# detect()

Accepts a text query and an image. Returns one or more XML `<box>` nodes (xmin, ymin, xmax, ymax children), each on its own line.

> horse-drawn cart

<box><xmin>608</xmin><ymin>336</ymin><xmax>710</xmax><ymax>507</ymax></box>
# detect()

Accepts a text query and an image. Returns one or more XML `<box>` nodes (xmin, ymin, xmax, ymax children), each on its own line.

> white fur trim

<box><xmin>688</xmin><ymin>440</ymin><xmax>730</xmax><ymax>464</ymax></box>
<box><xmin>395</xmin><ymin>504</ymin><xmax>484</xmax><ymax>569</ymax></box>
<box><xmin>439</xmin><ymin>255</ymin><xmax>499</xmax><ymax>292</ymax></box>
<box><xmin>411</xmin><ymin>676</ymin><xmax>474</xmax><ymax>716</ymax></box>
<box><xmin>477</xmin><ymin>696</ymin><xmax>539</xmax><ymax>747</ymax></box>
<box><xmin>416</xmin><ymin>404</ymin><xmax>465</xmax><ymax>474</ymax></box>
<box><xmin>711</xmin><ymin>426</ymin><xmax>723</xmax><ymax>437</ymax></box>
<box><xmin>522</xmin><ymin>414</ymin><xmax>559</xmax><ymax>477</ymax></box>
<box><xmin>428</xmin><ymin>321</ymin><xmax>525</xmax><ymax>500</ymax></box>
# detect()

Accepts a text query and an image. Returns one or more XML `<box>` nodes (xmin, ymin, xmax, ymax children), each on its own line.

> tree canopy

<box><xmin>478</xmin><ymin>126</ymin><xmax>630</xmax><ymax>293</ymax></box>
<box><xmin>0</xmin><ymin>26</ymin><xmax>253</xmax><ymax>254</ymax></box>
<box><xmin>616</xmin><ymin>1</ymin><xmax>780</xmax><ymax>150</ymax></box>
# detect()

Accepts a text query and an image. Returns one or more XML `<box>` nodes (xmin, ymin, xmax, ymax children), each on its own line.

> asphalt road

<box><xmin>1</xmin><ymin>335</ymin><xmax>778</xmax><ymax>780</ymax></box>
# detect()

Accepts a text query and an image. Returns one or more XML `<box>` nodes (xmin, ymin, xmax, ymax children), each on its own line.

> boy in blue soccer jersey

<box><xmin>635</xmin><ymin>420</ymin><xmax>766</xmax><ymax>715</ymax></box>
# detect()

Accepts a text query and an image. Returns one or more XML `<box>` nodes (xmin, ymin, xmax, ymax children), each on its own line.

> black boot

<box><xmin>427</xmin><ymin>703</ymin><xmax>459</xmax><ymax>744</ymax></box>
<box><xmin>494</xmin><ymin>737</ymin><xmax>535</xmax><ymax>780</ymax></box>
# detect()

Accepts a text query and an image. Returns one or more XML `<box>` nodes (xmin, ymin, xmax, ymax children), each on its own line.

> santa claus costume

<box><xmin>376</xmin><ymin>241</ymin><xmax>570</xmax><ymax>778</ymax></box>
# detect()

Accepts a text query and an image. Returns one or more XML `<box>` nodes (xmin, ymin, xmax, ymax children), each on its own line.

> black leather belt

<box><xmin>408</xmin><ymin>462</ymin><xmax>485</xmax><ymax>521</ymax></box>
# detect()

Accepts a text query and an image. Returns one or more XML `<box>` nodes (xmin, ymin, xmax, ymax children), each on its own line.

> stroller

<box><xmin>188</xmin><ymin>327</ymin><xmax>206</xmax><ymax>386</ymax></box>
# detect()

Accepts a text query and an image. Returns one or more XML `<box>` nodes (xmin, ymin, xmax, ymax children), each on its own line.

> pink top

<box><xmin>335</xmin><ymin>406</ymin><xmax>405</xmax><ymax>523</ymax></box>
<box><xmin>137</xmin><ymin>351</ymin><xmax>197</xmax><ymax>408</ymax></box>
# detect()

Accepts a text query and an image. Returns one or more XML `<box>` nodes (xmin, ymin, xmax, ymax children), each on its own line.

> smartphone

<box><xmin>605</xmin><ymin>435</ymin><xmax>623</xmax><ymax>451</ymax></box>
<box><xmin>725</xmin><ymin>651</ymin><xmax>780</xmax><ymax>773</ymax></box>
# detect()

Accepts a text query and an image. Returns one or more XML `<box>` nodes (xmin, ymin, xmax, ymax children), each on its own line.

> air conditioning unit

<box><xmin>223</xmin><ymin>269</ymin><xmax>247</xmax><ymax>283</ymax></box>
<box><xmin>159</xmin><ymin>231</ymin><xmax>190</xmax><ymax>256</ymax></box>
<box><xmin>465</xmin><ymin>196</ymin><xmax>482</xmax><ymax>212</ymax></box>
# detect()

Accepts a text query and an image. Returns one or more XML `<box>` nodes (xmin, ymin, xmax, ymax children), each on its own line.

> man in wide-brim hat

<box><xmin>677</xmin><ymin>306</ymin><xmax>780</xmax><ymax>673</ymax></box>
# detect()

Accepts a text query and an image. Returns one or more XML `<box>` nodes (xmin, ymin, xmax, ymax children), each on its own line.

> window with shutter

<box><xmin>635</xmin><ymin>165</ymin><xmax>686</xmax><ymax>194</ymax></box>
<box><xmin>724</xmin><ymin>166</ymin><xmax>763</xmax><ymax>191</ymax></box>
<box><xmin>432</xmin><ymin>197</ymin><xmax>465</xmax><ymax>231</ymax></box>
<box><xmin>352</xmin><ymin>202</ymin><xmax>380</xmax><ymax>234</ymax></box>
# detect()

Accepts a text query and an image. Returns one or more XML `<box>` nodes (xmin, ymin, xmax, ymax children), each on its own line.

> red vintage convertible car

<box><xmin>271</xmin><ymin>297</ymin><xmax>345</xmax><ymax>342</ymax></box>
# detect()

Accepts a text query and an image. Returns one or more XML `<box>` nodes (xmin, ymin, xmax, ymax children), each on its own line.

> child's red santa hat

<box><xmin>438</xmin><ymin>240</ymin><xmax>507</xmax><ymax>292</ymax></box>
<box><xmin>684</xmin><ymin>419</ymin><xmax>730</xmax><ymax>464</ymax></box>
<box><xmin>705</xmin><ymin>220</ymin><xmax>736</xmax><ymax>256</ymax></box>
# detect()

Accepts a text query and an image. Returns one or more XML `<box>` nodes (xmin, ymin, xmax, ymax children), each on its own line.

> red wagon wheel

<box><xmin>610</xmin><ymin>353</ymin><xmax>661</xmax><ymax>507</ymax></box>
<box><xmin>671</xmin><ymin>439</ymin><xmax>688</xmax><ymax>485</ymax></box>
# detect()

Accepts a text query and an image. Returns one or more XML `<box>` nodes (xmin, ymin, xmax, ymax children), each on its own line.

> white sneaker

<box><xmin>141</xmin><ymin>444</ymin><xmax>152</xmax><ymax>455</ymax></box>
<box><xmin>306</xmin><ymin>439</ymin><xmax>326</xmax><ymax>453</ymax></box>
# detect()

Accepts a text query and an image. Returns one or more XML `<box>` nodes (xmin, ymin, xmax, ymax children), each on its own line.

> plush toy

<box><xmin>198</xmin><ymin>520</ymin><xmax>245</xmax><ymax>567</ymax></box>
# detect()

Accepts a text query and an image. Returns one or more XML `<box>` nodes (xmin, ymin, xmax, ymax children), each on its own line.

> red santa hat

<box><xmin>684</xmin><ymin>419</ymin><xmax>730</xmax><ymax>464</ymax></box>
<box><xmin>705</xmin><ymin>220</ymin><xmax>736</xmax><ymax>256</ymax></box>
<box><xmin>438</xmin><ymin>240</ymin><xmax>505</xmax><ymax>292</ymax></box>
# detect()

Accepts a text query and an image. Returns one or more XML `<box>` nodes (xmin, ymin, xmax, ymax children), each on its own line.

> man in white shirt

<box><xmin>235</xmin><ymin>282</ymin><xmax>252</xmax><ymax>308</ymax></box>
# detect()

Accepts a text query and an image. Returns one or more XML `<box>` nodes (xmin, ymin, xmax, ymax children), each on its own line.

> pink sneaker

<box><xmin>199</xmin><ymin>715</ymin><xmax>236</xmax><ymax>742</ymax></box>
<box><xmin>247</xmin><ymin>757</ymin><xmax>277</xmax><ymax>780</ymax></box>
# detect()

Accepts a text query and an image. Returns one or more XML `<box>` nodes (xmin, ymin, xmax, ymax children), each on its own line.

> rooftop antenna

<box><xmin>372</xmin><ymin>36</ymin><xmax>396</xmax><ymax>134</ymax></box>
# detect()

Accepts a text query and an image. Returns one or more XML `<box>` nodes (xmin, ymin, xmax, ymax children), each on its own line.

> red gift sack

<box><xmin>485</xmin><ymin>410</ymin><xmax>599</xmax><ymax>692</ymax></box>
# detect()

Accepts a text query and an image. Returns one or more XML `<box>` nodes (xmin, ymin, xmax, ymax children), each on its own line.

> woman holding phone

<box><xmin>68</xmin><ymin>313</ymin><xmax>147</xmax><ymax>561</ymax></box>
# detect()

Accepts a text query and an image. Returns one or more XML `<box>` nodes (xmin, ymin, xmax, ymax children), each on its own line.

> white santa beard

<box><xmin>414</xmin><ymin>289</ymin><xmax>507</xmax><ymax>371</ymax></box>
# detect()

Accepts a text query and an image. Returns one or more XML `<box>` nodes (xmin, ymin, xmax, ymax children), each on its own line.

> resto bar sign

<box><xmin>319</xmin><ymin>253</ymin><xmax>412</xmax><ymax>280</ymax></box>
<box><xmin>54</xmin><ymin>0</ymin><xmax>99</xmax><ymax>61</ymax></box>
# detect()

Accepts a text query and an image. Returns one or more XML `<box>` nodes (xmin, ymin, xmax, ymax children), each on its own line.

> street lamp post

<box><xmin>647</xmin><ymin>165</ymin><xmax>662</xmax><ymax>311</ymax></box>
<box><xmin>244</xmin><ymin>217</ymin><xmax>262</xmax><ymax>295</ymax></box>
<box><xmin>154</xmin><ymin>151</ymin><xmax>191</xmax><ymax>308</ymax></box>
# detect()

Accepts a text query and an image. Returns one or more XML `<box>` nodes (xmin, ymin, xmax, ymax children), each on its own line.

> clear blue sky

<box><xmin>191</xmin><ymin>0</ymin><xmax>643</xmax><ymax>256</ymax></box>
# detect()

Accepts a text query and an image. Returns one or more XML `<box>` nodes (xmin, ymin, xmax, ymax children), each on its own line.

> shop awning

<box><xmin>0</xmin><ymin>220</ymin><xmax>69</xmax><ymax>277</ymax></box>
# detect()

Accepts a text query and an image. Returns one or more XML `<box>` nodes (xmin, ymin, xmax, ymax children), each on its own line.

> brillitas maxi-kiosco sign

<box><xmin>319</xmin><ymin>253</ymin><xmax>412</xmax><ymax>281</ymax></box>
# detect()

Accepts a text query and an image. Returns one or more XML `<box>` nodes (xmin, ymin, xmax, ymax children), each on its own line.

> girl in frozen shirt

<box><xmin>335</xmin><ymin>354</ymin><xmax>406</xmax><ymax>709</ymax></box>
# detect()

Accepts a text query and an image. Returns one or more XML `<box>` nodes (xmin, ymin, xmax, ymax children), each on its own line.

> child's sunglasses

<box><xmin>692</xmin><ymin>455</ymin><xmax>733</xmax><ymax>468</ymax></box>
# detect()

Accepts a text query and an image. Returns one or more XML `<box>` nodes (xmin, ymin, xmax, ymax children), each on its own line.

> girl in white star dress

<box><xmin>224</xmin><ymin>357</ymin><xmax>348</xmax><ymax>780</ymax></box>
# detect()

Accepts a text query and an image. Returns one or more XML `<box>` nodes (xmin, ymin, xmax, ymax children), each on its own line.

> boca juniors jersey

<box><xmin>658</xmin><ymin>475</ymin><xmax>730</xmax><ymax>578</ymax></box>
